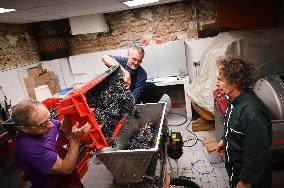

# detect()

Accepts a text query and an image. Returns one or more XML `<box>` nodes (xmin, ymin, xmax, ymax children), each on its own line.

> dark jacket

<box><xmin>223</xmin><ymin>89</ymin><xmax>272</xmax><ymax>187</ymax></box>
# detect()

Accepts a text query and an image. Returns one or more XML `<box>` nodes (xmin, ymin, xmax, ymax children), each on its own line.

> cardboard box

<box><xmin>39</xmin><ymin>72</ymin><xmax>50</xmax><ymax>83</ymax></box>
<box><xmin>47</xmin><ymin>80</ymin><xmax>56</xmax><ymax>88</ymax></box>
<box><xmin>29</xmin><ymin>94</ymin><xmax>36</xmax><ymax>99</ymax></box>
<box><xmin>48</xmin><ymin>71</ymin><xmax>56</xmax><ymax>79</ymax></box>
<box><xmin>24</xmin><ymin>67</ymin><xmax>58</xmax><ymax>99</ymax></box>
<box><xmin>49</xmin><ymin>85</ymin><xmax>60</xmax><ymax>95</ymax></box>
<box><xmin>26</xmin><ymin>86</ymin><xmax>35</xmax><ymax>96</ymax></box>
<box><xmin>192</xmin><ymin>102</ymin><xmax>215</xmax><ymax>121</ymax></box>
<box><xmin>55</xmin><ymin>85</ymin><xmax>61</xmax><ymax>92</ymax></box>
<box><xmin>49</xmin><ymin>86</ymin><xmax>57</xmax><ymax>95</ymax></box>
<box><xmin>24</xmin><ymin>77</ymin><xmax>36</xmax><ymax>87</ymax></box>
<box><xmin>24</xmin><ymin>69</ymin><xmax>58</xmax><ymax>97</ymax></box>
<box><xmin>192</xmin><ymin>117</ymin><xmax>215</xmax><ymax>132</ymax></box>
<box><xmin>24</xmin><ymin>77</ymin><xmax>44</xmax><ymax>87</ymax></box>
<box><xmin>27</xmin><ymin>65</ymin><xmax>43</xmax><ymax>77</ymax></box>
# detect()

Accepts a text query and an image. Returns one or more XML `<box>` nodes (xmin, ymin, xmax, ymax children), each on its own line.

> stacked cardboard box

<box><xmin>23</xmin><ymin>64</ymin><xmax>60</xmax><ymax>99</ymax></box>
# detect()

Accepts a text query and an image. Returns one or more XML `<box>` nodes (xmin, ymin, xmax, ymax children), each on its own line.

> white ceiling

<box><xmin>0</xmin><ymin>0</ymin><xmax>182</xmax><ymax>24</ymax></box>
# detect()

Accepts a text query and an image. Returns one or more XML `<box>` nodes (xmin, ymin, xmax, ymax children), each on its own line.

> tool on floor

<box><xmin>167</xmin><ymin>131</ymin><xmax>183</xmax><ymax>160</ymax></box>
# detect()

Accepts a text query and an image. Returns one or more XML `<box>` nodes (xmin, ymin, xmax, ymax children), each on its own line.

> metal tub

<box><xmin>254</xmin><ymin>74</ymin><xmax>284</xmax><ymax>120</ymax></box>
<box><xmin>96</xmin><ymin>103</ymin><xmax>166</xmax><ymax>183</ymax></box>
<box><xmin>254</xmin><ymin>74</ymin><xmax>284</xmax><ymax>165</ymax></box>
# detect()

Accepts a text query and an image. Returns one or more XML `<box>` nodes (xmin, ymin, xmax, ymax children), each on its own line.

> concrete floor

<box><xmin>166</xmin><ymin>109</ymin><xmax>230</xmax><ymax>188</ymax></box>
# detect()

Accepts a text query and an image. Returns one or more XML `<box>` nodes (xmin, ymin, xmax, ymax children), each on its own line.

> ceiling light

<box><xmin>0</xmin><ymin>8</ymin><xmax>16</xmax><ymax>14</ymax></box>
<box><xmin>123</xmin><ymin>0</ymin><xmax>159</xmax><ymax>7</ymax></box>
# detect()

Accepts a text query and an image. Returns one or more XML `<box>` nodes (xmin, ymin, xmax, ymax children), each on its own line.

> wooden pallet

<box><xmin>192</xmin><ymin>117</ymin><xmax>215</xmax><ymax>132</ymax></box>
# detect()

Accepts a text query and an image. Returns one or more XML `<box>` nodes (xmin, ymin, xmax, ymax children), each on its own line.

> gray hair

<box><xmin>11</xmin><ymin>99</ymin><xmax>41</xmax><ymax>127</ymax></box>
<box><xmin>128</xmin><ymin>43</ymin><xmax>145</xmax><ymax>55</ymax></box>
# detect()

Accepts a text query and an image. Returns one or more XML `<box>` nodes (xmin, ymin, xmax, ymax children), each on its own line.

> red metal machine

<box><xmin>43</xmin><ymin>65</ymin><xmax>125</xmax><ymax>150</ymax></box>
<box><xmin>42</xmin><ymin>65</ymin><xmax>126</xmax><ymax>178</ymax></box>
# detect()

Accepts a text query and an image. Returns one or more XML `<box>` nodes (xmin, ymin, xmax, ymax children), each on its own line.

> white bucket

<box><xmin>35</xmin><ymin>85</ymin><xmax>52</xmax><ymax>102</ymax></box>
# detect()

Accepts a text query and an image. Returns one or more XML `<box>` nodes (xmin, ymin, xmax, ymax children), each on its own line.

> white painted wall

<box><xmin>0</xmin><ymin>67</ymin><xmax>28</xmax><ymax>106</ymax></box>
<box><xmin>67</xmin><ymin>40</ymin><xmax>188</xmax><ymax>82</ymax></box>
<box><xmin>69</xmin><ymin>13</ymin><xmax>108</xmax><ymax>35</ymax></box>
<box><xmin>185</xmin><ymin>37</ymin><xmax>216</xmax><ymax>81</ymax></box>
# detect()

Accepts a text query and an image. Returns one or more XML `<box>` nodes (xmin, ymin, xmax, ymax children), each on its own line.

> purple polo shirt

<box><xmin>14</xmin><ymin>119</ymin><xmax>61</xmax><ymax>186</ymax></box>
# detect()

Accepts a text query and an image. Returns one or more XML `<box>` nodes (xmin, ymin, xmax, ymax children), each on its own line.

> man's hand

<box><xmin>102</xmin><ymin>55</ymin><xmax>119</xmax><ymax>67</ymax></box>
<box><xmin>71</xmin><ymin>122</ymin><xmax>91</xmax><ymax>140</ymax></box>
<box><xmin>236</xmin><ymin>181</ymin><xmax>251</xmax><ymax>188</ymax></box>
<box><xmin>216</xmin><ymin>140</ymin><xmax>225</xmax><ymax>156</ymax></box>
<box><xmin>102</xmin><ymin>55</ymin><xmax>131</xmax><ymax>89</ymax></box>
<box><xmin>51</xmin><ymin>122</ymin><xmax>91</xmax><ymax>174</ymax></box>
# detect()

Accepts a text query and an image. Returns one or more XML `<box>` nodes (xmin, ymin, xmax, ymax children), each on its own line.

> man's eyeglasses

<box><xmin>36</xmin><ymin>117</ymin><xmax>51</xmax><ymax>129</ymax></box>
<box><xmin>132</xmin><ymin>57</ymin><xmax>142</xmax><ymax>64</ymax></box>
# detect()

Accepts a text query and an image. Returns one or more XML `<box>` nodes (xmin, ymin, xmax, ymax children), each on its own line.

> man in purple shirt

<box><xmin>102</xmin><ymin>44</ymin><xmax>147</xmax><ymax>103</ymax></box>
<box><xmin>12</xmin><ymin>99</ymin><xmax>91</xmax><ymax>188</ymax></box>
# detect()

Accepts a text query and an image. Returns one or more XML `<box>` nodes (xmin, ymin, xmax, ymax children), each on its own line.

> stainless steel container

<box><xmin>254</xmin><ymin>74</ymin><xmax>284</xmax><ymax>165</ymax></box>
<box><xmin>96</xmin><ymin>103</ymin><xmax>166</xmax><ymax>183</ymax></box>
<box><xmin>254</xmin><ymin>74</ymin><xmax>284</xmax><ymax>120</ymax></box>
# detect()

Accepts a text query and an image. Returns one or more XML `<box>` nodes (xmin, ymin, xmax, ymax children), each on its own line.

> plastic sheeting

<box><xmin>186</xmin><ymin>27</ymin><xmax>284</xmax><ymax>113</ymax></box>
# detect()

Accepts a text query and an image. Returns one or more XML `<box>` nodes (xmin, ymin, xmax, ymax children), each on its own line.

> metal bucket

<box><xmin>96</xmin><ymin>103</ymin><xmax>166</xmax><ymax>183</ymax></box>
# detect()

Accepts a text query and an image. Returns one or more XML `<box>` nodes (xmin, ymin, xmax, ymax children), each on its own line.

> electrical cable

<box><xmin>192</xmin><ymin>160</ymin><xmax>214</xmax><ymax>175</ymax></box>
<box><xmin>175</xmin><ymin>159</ymin><xmax>179</xmax><ymax>177</ymax></box>
<box><xmin>184</xmin><ymin>138</ymin><xmax>198</xmax><ymax>148</ymax></box>
<box><xmin>167</xmin><ymin>111</ymin><xmax>202</xmax><ymax>147</ymax></box>
<box><xmin>182</xmin><ymin>122</ymin><xmax>203</xmax><ymax>148</ymax></box>
<box><xmin>167</xmin><ymin>112</ymin><xmax>188</xmax><ymax>126</ymax></box>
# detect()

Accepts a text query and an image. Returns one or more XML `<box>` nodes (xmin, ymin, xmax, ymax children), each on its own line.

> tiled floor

<box><xmin>82</xmin><ymin>157</ymin><xmax>114</xmax><ymax>188</ymax></box>
<box><xmin>82</xmin><ymin>108</ymin><xmax>230</xmax><ymax>188</ymax></box>
<box><xmin>166</xmin><ymin>110</ymin><xmax>229</xmax><ymax>188</ymax></box>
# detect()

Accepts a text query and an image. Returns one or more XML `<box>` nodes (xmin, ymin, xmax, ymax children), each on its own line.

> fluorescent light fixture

<box><xmin>123</xmin><ymin>0</ymin><xmax>159</xmax><ymax>7</ymax></box>
<box><xmin>0</xmin><ymin>8</ymin><xmax>16</xmax><ymax>14</ymax></box>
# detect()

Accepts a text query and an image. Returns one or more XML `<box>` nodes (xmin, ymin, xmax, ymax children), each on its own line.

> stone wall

<box><xmin>0</xmin><ymin>24</ymin><xmax>39</xmax><ymax>70</ymax></box>
<box><xmin>0</xmin><ymin>1</ymin><xmax>216</xmax><ymax>70</ymax></box>
<box><xmin>2</xmin><ymin>0</ymin><xmax>283</xmax><ymax>70</ymax></box>
<box><xmin>70</xmin><ymin>1</ymin><xmax>217</xmax><ymax>55</ymax></box>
